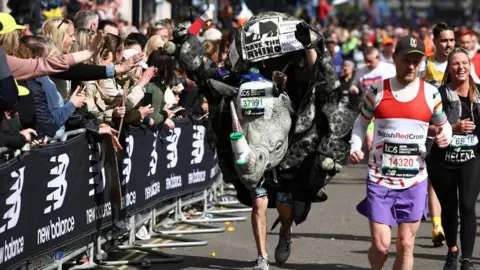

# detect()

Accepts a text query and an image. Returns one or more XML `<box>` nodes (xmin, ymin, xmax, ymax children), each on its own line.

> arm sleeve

<box><xmin>27</xmin><ymin>80</ymin><xmax>57</xmax><ymax>138</ymax></box>
<box><xmin>52</xmin><ymin>63</ymin><xmax>111</xmax><ymax>81</ymax></box>
<box><xmin>430</xmin><ymin>89</ymin><xmax>452</xmax><ymax>144</ymax></box>
<box><xmin>7</xmin><ymin>54</ymin><xmax>75</xmax><ymax>81</ymax></box>
<box><xmin>149</xmin><ymin>84</ymin><xmax>166</xmax><ymax>125</ymax></box>
<box><xmin>350</xmin><ymin>87</ymin><xmax>378</xmax><ymax>153</ymax></box>
<box><xmin>0</xmin><ymin>131</ymin><xmax>26</xmax><ymax>149</ymax></box>
<box><xmin>125</xmin><ymin>85</ymin><xmax>145</xmax><ymax>110</ymax></box>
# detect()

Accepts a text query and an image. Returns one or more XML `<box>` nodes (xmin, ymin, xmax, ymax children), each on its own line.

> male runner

<box><xmin>419</xmin><ymin>22</ymin><xmax>455</xmax><ymax>247</ymax></box>
<box><xmin>349</xmin><ymin>36</ymin><xmax>452</xmax><ymax>270</ymax></box>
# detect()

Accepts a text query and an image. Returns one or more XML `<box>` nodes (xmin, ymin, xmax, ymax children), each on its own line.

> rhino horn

<box><xmin>209</xmin><ymin>79</ymin><xmax>239</xmax><ymax>97</ymax></box>
<box><xmin>230</xmin><ymin>100</ymin><xmax>242</xmax><ymax>133</ymax></box>
<box><xmin>230</xmin><ymin>131</ymin><xmax>255</xmax><ymax>170</ymax></box>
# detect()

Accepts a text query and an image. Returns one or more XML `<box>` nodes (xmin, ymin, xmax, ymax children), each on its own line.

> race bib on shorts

<box><xmin>444</xmin><ymin>134</ymin><xmax>478</xmax><ymax>164</ymax></box>
<box><xmin>240</xmin><ymin>88</ymin><xmax>267</xmax><ymax>116</ymax></box>
<box><xmin>381</xmin><ymin>142</ymin><xmax>420</xmax><ymax>178</ymax></box>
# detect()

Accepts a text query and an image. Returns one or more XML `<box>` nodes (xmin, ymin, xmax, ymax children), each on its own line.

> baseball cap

<box><xmin>382</xmin><ymin>37</ymin><xmax>394</xmax><ymax>46</ymax></box>
<box><xmin>395</xmin><ymin>36</ymin><xmax>425</xmax><ymax>56</ymax></box>
<box><xmin>14</xmin><ymin>80</ymin><xmax>30</xmax><ymax>97</ymax></box>
<box><xmin>0</xmin><ymin>13</ymin><xmax>26</xmax><ymax>35</ymax></box>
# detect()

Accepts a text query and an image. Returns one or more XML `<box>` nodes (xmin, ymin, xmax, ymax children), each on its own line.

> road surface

<box><xmin>109</xmin><ymin>164</ymin><xmax>480</xmax><ymax>269</ymax></box>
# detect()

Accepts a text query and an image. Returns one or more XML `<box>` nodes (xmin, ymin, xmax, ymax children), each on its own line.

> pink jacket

<box><xmin>7</xmin><ymin>54</ymin><xmax>75</xmax><ymax>81</ymax></box>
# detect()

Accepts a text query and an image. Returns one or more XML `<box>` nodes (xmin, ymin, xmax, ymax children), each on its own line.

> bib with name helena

<box><xmin>369</xmin><ymin>79</ymin><xmax>432</xmax><ymax>189</ymax></box>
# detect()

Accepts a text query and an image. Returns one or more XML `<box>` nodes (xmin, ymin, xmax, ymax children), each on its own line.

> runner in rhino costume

<box><xmin>164</xmin><ymin>12</ymin><xmax>358</xmax><ymax>269</ymax></box>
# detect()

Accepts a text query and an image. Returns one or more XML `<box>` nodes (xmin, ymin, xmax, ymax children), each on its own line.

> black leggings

<box><xmin>428</xmin><ymin>158</ymin><xmax>480</xmax><ymax>258</ymax></box>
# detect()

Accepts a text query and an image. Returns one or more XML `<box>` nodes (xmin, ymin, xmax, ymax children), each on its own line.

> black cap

<box><xmin>395</xmin><ymin>36</ymin><xmax>425</xmax><ymax>56</ymax></box>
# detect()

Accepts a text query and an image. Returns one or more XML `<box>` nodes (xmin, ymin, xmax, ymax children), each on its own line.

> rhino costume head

<box><xmin>208</xmin><ymin>71</ymin><xmax>292</xmax><ymax>188</ymax></box>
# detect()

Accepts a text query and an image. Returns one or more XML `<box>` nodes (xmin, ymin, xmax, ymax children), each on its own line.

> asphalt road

<box><xmin>110</xmin><ymin>164</ymin><xmax>480</xmax><ymax>270</ymax></box>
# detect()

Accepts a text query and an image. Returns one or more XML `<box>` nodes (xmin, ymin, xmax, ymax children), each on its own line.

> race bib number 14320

<box><xmin>381</xmin><ymin>142</ymin><xmax>420</xmax><ymax>178</ymax></box>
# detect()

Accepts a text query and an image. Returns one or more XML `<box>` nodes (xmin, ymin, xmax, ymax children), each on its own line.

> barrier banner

<box><xmin>119</xmin><ymin>119</ymin><xmax>219</xmax><ymax>215</ymax></box>
<box><xmin>0</xmin><ymin>134</ymin><xmax>120</xmax><ymax>269</ymax></box>
<box><xmin>0</xmin><ymin>119</ymin><xmax>218</xmax><ymax>269</ymax></box>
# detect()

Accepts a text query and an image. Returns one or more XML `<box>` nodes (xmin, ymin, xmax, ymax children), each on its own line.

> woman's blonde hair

<box><xmin>143</xmin><ymin>35</ymin><xmax>167</xmax><ymax>62</ymax></box>
<box><xmin>71</xmin><ymin>28</ymin><xmax>93</xmax><ymax>53</ymax></box>
<box><xmin>41</xmin><ymin>17</ymin><xmax>73</xmax><ymax>52</ymax></box>
<box><xmin>442</xmin><ymin>47</ymin><xmax>478</xmax><ymax>103</ymax></box>
<box><xmin>0</xmin><ymin>30</ymin><xmax>20</xmax><ymax>56</ymax></box>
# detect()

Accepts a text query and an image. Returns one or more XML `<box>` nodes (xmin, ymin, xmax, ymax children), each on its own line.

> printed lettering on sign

<box><xmin>0</xmin><ymin>168</ymin><xmax>24</xmax><ymax>234</ymax></box>
<box><xmin>122</xmin><ymin>135</ymin><xmax>134</xmax><ymax>185</ymax></box>
<box><xmin>166</xmin><ymin>128</ymin><xmax>181</xmax><ymax>169</ymax></box>
<box><xmin>279</xmin><ymin>32</ymin><xmax>303</xmax><ymax>53</ymax></box>
<box><xmin>381</xmin><ymin>142</ymin><xmax>420</xmax><ymax>178</ymax></box>
<box><xmin>88</xmin><ymin>142</ymin><xmax>106</xmax><ymax>196</ymax></box>
<box><xmin>148</xmin><ymin>131</ymin><xmax>158</xmax><ymax>176</ymax></box>
<box><xmin>0</xmin><ymin>168</ymin><xmax>25</xmax><ymax>266</ymax></box>
<box><xmin>44</xmin><ymin>154</ymin><xmax>69</xmax><ymax>214</ymax></box>
<box><xmin>242</xmin><ymin>18</ymin><xmax>282</xmax><ymax>61</ymax></box>
<box><xmin>191</xmin><ymin>125</ymin><xmax>205</xmax><ymax>165</ymax></box>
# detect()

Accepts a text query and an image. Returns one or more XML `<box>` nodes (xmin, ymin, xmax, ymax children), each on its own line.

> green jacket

<box><xmin>145</xmin><ymin>82</ymin><xmax>168</xmax><ymax>125</ymax></box>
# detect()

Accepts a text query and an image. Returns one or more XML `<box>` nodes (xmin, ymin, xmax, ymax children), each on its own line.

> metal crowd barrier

<box><xmin>13</xmin><ymin>128</ymin><xmax>254</xmax><ymax>270</ymax></box>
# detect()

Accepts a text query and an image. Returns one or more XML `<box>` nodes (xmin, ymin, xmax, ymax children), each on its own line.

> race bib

<box><xmin>381</xmin><ymin>142</ymin><xmax>420</xmax><ymax>178</ymax></box>
<box><xmin>444</xmin><ymin>134</ymin><xmax>478</xmax><ymax>164</ymax></box>
<box><xmin>240</xmin><ymin>88</ymin><xmax>266</xmax><ymax>116</ymax></box>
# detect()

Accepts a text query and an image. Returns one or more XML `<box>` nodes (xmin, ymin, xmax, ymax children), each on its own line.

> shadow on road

<box><xmin>155</xmin><ymin>254</ymin><xmax>371</xmax><ymax>269</ymax></box>
<box><xmin>267</xmin><ymin>232</ymin><xmax>372</xmax><ymax>242</ymax></box>
<box><xmin>351</xmin><ymin>250</ymin><xmax>480</xmax><ymax>263</ymax></box>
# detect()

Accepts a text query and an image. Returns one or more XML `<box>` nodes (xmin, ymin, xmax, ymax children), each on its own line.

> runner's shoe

<box><xmin>274</xmin><ymin>233</ymin><xmax>292</xmax><ymax>265</ymax></box>
<box><xmin>460</xmin><ymin>258</ymin><xmax>476</xmax><ymax>270</ymax></box>
<box><xmin>253</xmin><ymin>255</ymin><xmax>269</xmax><ymax>270</ymax></box>
<box><xmin>432</xmin><ymin>226</ymin><xmax>446</xmax><ymax>247</ymax></box>
<box><xmin>443</xmin><ymin>249</ymin><xmax>458</xmax><ymax>270</ymax></box>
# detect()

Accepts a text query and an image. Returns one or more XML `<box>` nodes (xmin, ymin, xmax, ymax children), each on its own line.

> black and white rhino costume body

<box><xmin>164</xmin><ymin>12</ymin><xmax>359</xmax><ymax>225</ymax></box>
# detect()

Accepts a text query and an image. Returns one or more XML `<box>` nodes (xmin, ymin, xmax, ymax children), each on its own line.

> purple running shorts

<box><xmin>356</xmin><ymin>179</ymin><xmax>428</xmax><ymax>227</ymax></box>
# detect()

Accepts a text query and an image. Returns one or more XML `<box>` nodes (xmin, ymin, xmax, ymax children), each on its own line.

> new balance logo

<box><xmin>0</xmin><ymin>167</ymin><xmax>24</xmax><ymax>234</ymax></box>
<box><xmin>122</xmin><ymin>135</ymin><xmax>134</xmax><ymax>185</ymax></box>
<box><xmin>148</xmin><ymin>131</ymin><xmax>158</xmax><ymax>176</ymax></box>
<box><xmin>88</xmin><ymin>142</ymin><xmax>106</xmax><ymax>196</ymax></box>
<box><xmin>166</xmin><ymin>128</ymin><xmax>181</xmax><ymax>169</ymax></box>
<box><xmin>191</xmin><ymin>125</ymin><xmax>205</xmax><ymax>165</ymax></box>
<box><xmin>44</xmin><ymin>154</ymin><xmax>69</xmax><ymax>214</ymax></box>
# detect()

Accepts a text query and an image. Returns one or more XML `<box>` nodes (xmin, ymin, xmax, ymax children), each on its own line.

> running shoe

<box><xmin>253</xmin><ymin>255</ymin><xmax>269</xmax><ymax>270</ymax></box>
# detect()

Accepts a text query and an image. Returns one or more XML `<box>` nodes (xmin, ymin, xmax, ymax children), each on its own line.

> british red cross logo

<box><xmin>410</xmin><ymin>38</ymin><xmax>418</xmax><ymax>48</ymax></box>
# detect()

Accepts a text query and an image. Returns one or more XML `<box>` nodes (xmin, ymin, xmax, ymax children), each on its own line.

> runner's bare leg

<box><xmin>252</xmin><ymin>196</ymin><xmax>268</xmax><ymax>256</ymax></box>
<box><xmin>368</xmin><ymin>221</ymin><xmax>391</xmax><ymax>270</ymax></box>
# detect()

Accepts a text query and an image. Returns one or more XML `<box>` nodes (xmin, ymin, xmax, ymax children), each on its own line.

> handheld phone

<box><xmin>169</xmin><ymin>104</ymin><xmax>180</xmax><ymax>111</ymax></box>
<box><xmin>77</xmin><ymin>85</ymin><xmax>87</xmax><ymax>96</ymax></box>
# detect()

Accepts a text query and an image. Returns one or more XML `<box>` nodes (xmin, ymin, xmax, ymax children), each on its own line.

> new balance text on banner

<box><xmin>0</xmin><ymin>119</ymin><xmax>218</xmax><ymax>269</ymax></box>
<box><xmin>0</xmin><ymin>134</ymin><xmax>119</xmax><ymax>269</ymax></box>
<box><xmin>119</xmin><ymin>119</ymin><xmax>218</xmax><ymax>214</ymax></box>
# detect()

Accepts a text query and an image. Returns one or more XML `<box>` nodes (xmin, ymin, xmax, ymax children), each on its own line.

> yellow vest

<box><xmin>422</xmin><ymin>56</ymin><xmax>445</xmax><ymax>88</ymax></box>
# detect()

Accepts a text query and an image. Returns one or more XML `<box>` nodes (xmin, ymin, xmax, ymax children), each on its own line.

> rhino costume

<box><xmin>165</xmin><ymin>12</ymin><xmax>359</xmax><ymax>225</ymax></box>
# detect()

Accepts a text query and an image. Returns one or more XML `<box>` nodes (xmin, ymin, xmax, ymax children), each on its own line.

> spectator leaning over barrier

<box><xmin>0</xmin><ymin>13</ymin><xmax>115</xmax><ymax>83</ymax></box>
<box><xmin>73</xmin><ymin>10</ymin><xmax>99</xmax><ymax>33</ymax></box>
<box><xmin>144</xmin><ymin>48</ymin><xmax>183</xmax><ymax>130</ymax></box>
<box><xmin>84</xmin><ymin>33</ymin><xmax>155</xmax><ymax>127</ymax></box>
<box><xmin>427</xmin><ymin>47</ymin><xmax>480</xmax><ymax>270</ymax></box>
<box><xmin>17</xmin><ymin>36</ymin><xmax>87</xmax><ymax>139</ymax></box>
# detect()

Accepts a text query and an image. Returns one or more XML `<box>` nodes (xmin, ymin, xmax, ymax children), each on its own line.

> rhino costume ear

<box><xmin>208</xmin><ymin>79</ymin><xmax>239</xmax><ymax>97</ymax></box>
<box><xmin>280</xmin><ymin>94</ymin><xmax>294</xmax><ymax>115</ymax></box>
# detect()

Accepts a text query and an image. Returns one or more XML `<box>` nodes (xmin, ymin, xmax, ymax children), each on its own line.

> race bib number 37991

<box><xmin>381</xmin><ymin>142</ymin><xmax>420</xmax><ymax>178</ymax></box>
